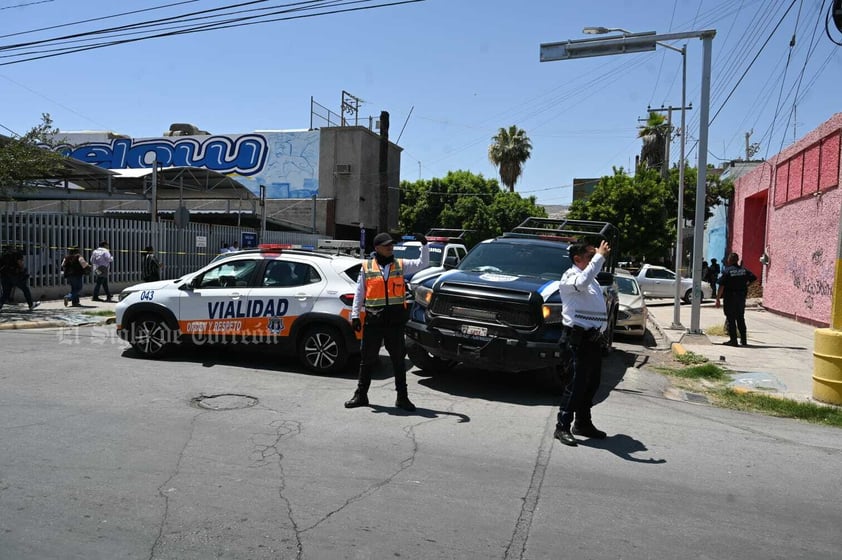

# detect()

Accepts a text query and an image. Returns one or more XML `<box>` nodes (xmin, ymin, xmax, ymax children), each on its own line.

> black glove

<box><xmin>414</xmin><ymin>232</ymin><xmax>428</xmax><ymax>245</ymax></box>
<box><xmin>352</xmin><ymin>317</ymin><xmax>362</xmax><ymax>332</ymax></box>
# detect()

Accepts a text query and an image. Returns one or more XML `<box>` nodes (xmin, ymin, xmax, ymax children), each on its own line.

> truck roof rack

<box><xmin>503</xmin><ymin>217</ymin><xmax>619</xmax><ymax>271</ymax></box>
<box><xmin>424</xmin><ymin>228</ymin><xmax>472</xmax><ymax>241</ymax></box>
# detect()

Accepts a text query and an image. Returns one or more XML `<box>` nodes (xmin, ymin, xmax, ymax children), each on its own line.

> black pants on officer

<box><xmin>724</xmin><ymin>294</ymin><xmax>747</xmax><ymax>345</ymax></box>
<box><xmin>556</xmin><ymin>327</ymin><xmax>603</xmax><ymax>429</ymax></box>
<box><xmin>354</xmin><ymin>307</ymin><xmax>408</xmax><ymax>396</ymax></box>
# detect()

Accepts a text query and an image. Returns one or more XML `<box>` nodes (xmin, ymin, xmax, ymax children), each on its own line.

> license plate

<box><xmin>461</xmin><ymin>325</ymin><xmax>488</xmax><ymax>337</ymax></box>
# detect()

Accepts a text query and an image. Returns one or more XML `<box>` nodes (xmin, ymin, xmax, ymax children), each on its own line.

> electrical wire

<box><xmin>0</xmin><ymin>0</ymin><xmax>423</xmax><ymax>66</ymax></box>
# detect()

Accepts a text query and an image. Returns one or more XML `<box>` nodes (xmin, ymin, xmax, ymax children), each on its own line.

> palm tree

<box><xmin>638</xmin><ymin>112</ymin><xmax>668</xmax><ymax>175</ymax></box>
<box><xmin>488</xmin><ymin>125</ymin><xmax>532</xmax><ymax>192</ymax></box>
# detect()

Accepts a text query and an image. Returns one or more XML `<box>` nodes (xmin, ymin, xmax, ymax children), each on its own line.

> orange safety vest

<box><xmin>363</xmin><ymin>258</ymin><xmax>406</xmax><ymax>308</ymax></box>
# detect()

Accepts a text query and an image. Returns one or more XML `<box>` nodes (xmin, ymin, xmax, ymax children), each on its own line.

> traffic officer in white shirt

<box><xmin>345</xmin><ymin>232</ymin><xmax>429</xmax><ymax>411</ymax></box>
<box><xmin>555</xmin><ymin>239</ymin><xmax>611</xmax><ymax>446</ymax></box>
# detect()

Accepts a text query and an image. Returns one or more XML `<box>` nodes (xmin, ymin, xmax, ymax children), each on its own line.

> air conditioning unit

<box><xmin>335</xmin><ymin>164</ymin><xmax>352</xmax><ymax>175</ymax></box>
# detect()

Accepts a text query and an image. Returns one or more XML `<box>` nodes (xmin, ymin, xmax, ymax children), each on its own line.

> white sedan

<box><xmin>635</xmin><ymin>264</ymin><xmax>713</xmax><ymax>303</ymax></box>
<box><xmin>614</xmin><ymin>272</ymin><xmax>647</xmax><ymax>337</ymax></box>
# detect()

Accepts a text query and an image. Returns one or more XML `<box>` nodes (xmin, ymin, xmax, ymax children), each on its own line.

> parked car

<box><xmin>116</xmin><ymin>246</ymin><xmax>362</xmax><ymax>374</ymax></box>
<box><xmin>633</xmin><ymin>264</ymin><xmax>712</xmax><ymax>303</ymax></box>
<box><xmin>614</xmin><ymin>270</ymin><xmax>647</xmax><ymax>337</ymax></box>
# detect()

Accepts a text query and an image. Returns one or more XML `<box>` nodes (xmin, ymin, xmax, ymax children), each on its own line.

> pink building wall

<box><xmin>730</xmin><ymin>113</ymin><xmax>842</xmax><ymax>326</ymax></box>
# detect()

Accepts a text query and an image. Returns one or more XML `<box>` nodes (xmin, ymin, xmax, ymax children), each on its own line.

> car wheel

<box><xmin>129</xmin><ymin>313</ymin><xmax>176</xmax><ymax>358</ymax></box>
<box><xmin>602</xmin><ymin>308</ymin><xmax>617</xmax><ymax>355</ymax></box>
<box><xmin>298</xmin><ymin>325</ymin><xmax>347</xmax><ymax>374</ymax></box>
<box><xmin>683</xmin><ymin>288</ymin><xmax>693</xmax><ymax>304</ymax></box>
<box><xmin>406</xmin><ymin>339</ymin><xmax>457</xmax><ymax>373</ymax></box>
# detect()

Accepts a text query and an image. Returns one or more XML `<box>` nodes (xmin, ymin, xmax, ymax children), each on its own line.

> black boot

<box><xmin>395</xmin><ymin>393</ymin><xmax>416</xmax><ymax>412</ymax></box>
<box><xmin>554</xmin><ymin>427</ymin><xmax>577</xmax><ymax>446</ymax></box>
<box><xmin>344</xmin><ymin>390</ymin><xmax>369</xmax><ymax>408</ymax></box>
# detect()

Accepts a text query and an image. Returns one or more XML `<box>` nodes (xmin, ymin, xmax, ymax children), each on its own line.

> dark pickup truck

<box><xmin>404</xmin><ymin>218</ymin><xmax>619</xmax><ymax>390</ymax></box>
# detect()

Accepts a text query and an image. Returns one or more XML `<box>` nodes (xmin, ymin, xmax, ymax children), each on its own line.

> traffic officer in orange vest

<box><xmin>345</xmin><ymin>231</ymin><xmax>429</xmax><ymax>411</ymax></box>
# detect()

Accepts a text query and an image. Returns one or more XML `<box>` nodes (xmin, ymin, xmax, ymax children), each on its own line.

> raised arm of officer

<box><xmin>559</xmin><ymin>240</ymin><xmax>610</xmax><ymax>294</ymax></box>
<box><xmin>400</xmin><ymin>232</ymin><xmax>430</xmax><ymax>275</ymax></box>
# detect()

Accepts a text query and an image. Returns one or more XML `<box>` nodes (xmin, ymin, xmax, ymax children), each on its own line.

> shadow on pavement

<box><xmin>368</xmin><ymin>404</ymin><xmax>471</xmax><ymax>423</ymax></box>
<box><xmin>578</xmin><ymin>433</ymin><xmax>667</xmax><ymax>464</ymax></box>
<box><xmin>414</xmin><ymin>348</ymin><xmax>640</xmax><ymax>407</ymax></box>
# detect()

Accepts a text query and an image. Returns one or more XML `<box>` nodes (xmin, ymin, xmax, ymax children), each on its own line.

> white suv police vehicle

<box><xmin>116</xmin><ymin>245</ymin><xmax>362</xmax><ymax>374</ymax></box>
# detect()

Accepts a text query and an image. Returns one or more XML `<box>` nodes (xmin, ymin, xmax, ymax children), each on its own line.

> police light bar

<box><xmin>400</xmin><ymin>235</ymin><xmax>416</xmax><ymax>241</ymax></box>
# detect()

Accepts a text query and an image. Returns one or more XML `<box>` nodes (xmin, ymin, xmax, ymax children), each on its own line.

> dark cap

<box><xmin>144</xmin><ymin>245</ymin><xmax>154</xmax><ymax>253</ymax></box>
<box><xmin>373</xmin><ymin>232</ymin><xmax>394</xmax><ymax>247</ymax></box>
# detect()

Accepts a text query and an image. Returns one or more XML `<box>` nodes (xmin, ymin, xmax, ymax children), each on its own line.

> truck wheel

<box><xmin>298</xmin><ymin>325</ymin><xmax>348</xmax><ymax>374</ymax></box>
<box><xmin>406</xmin><ymin>339</ymin><xmax>457</xmax><ymax>373</ymax></box>
<box><xmin>129</xmin><ymin>313</ymin><xmax>177</xmax><ymax>358</ymax></box>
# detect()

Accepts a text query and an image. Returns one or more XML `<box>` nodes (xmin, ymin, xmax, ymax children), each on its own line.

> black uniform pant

<box><xmin>355</xmin><ymin>317</ymin><xmax>408</xmax><ymax>395</ymax></box>
<box><xmin>557</xmin><ymin>327</ymin><xmax>603</xmax><ymax>429</ymax></box>
<box><xmin>724</xmin><ymin>295</ymin><xmax>747</xmax><ymax>344</ymax></box>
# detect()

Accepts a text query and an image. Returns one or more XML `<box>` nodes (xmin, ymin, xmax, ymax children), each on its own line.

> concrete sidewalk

<box><xmin>645</xmin><ymin>298</ymin><xmax>822</xmax><ymax>403</ymax></box>
<box><xmin>0</xmin><ymin>297</ymin><xmax>117</xmax><ymax>330</ymax></box>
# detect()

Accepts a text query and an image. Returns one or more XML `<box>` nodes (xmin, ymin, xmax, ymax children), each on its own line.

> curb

<box><xmin>0</xmin><ymin>316</ymin><xmax>115</xmax><ymax>331</ymax></box>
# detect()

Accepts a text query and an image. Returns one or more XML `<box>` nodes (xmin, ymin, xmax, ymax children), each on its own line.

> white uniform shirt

<box><xmin>351</xmin><ymin>245</ymin><xmax>430</xmax><ymax>319</ymax></box>
<box><xmin>559</xmin><ymin>253</ymin><xmax>608</xmax><ymax>331</ymax></box>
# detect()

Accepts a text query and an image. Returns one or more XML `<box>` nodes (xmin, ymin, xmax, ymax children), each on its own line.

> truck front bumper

<box><xmin>405</xmin><ymin>319</ymin><xmax>564</xmax><ymax>372</ymax></box>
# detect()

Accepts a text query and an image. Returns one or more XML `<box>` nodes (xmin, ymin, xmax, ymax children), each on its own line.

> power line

<box><xmin>0</xmin><ymin>0</ymin><xmax>424</xmax><ymax>66</ymax></box>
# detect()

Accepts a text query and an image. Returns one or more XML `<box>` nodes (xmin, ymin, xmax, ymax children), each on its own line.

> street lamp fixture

<box><xmin>540</xmin><ymin>27</ymin><xmax>716</xmax><ymax>333</ymax></box>
<box><xmin>582</xmin><ymin>26</ymin><xmax>631</xmax><ymax>35</ymax></box>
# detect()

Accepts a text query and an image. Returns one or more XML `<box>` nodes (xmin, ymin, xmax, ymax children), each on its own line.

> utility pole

<box><xmin>378</xmin><ymin>111</ymin><xmax>390</xmax><ymax>233</ymax></box>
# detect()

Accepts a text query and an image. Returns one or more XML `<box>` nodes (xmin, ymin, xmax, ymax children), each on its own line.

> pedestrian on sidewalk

<box><xmin>61</xmin><ymin>246</ymin><xmax>90</xmax><ymax>307</ymax></box>
<box><xmin>90</xmin><ymin>241</ymin><xmax>114</xmax><ymax>302</ymax></box>
<box><xmin>554</xmin><ymin>239</ymin><xmax>611</xmax><ymax>447</ymax></box>
<box><xmin>141</xmin><ymin>246</ymin><xmax>162</xmax><ymax>282</ymax></box>
<box><xmin>715</xmin><ymin>252</ymin><xmax>757</xmax><ymax>346</ymax></box>
<box><xmin>707</xmin><ymin>258</ymin><xmax>721</xmax><ymax>296</ymax></box>
<box><xmin>344</xmin><ymin>232</ymin><xmax>429</xmax><ymax>412</ymax></box>
<box><xmin>0</xmin><ymin>245</ymin><xmax>40</xmax><ymax>312</ymax></box>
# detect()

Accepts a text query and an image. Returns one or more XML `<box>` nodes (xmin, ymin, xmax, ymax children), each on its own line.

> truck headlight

<box><xmin>542</xmin><ymin>303</ymin><xmax>564</xmax><ymax>324</ymax></box>
<box><xmin>414</xmin><ymin>285</ymin><xmax>433</xmax><ymax>307</ymax></box>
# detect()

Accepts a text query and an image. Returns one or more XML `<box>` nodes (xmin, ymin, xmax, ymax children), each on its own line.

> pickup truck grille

<box><xmin>430</xmin><ymin>294</ymin><xmax>537</xmax><ymax>328</ymax></box>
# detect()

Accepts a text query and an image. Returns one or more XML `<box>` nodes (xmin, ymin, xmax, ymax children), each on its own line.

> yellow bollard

<box><xmin>813</xmin><ymin>328</ymin><xmax>842</xmax><ymax>405</ymax></box>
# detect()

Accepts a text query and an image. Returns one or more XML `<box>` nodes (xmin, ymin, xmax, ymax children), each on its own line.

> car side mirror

<box><xmin>597</xmin><ymin>271</ymin><xmax>614</xmax><ymax>286</ymax></box>
<box><xmin>444</xmin><ymin>255</ymin><xmax>458</xmax><ymax>269</ymax></box>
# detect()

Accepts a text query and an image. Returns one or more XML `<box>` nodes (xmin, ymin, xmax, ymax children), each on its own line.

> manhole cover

<box><xmin>192</xmin><ymin>394</ymin><xmax>259</xmax><ymax>410</ymax></box>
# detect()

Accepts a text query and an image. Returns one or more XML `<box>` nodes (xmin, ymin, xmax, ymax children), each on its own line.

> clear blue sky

<box><xmin>2</xmin><ymin>0</ymin><xmax>840</xmax><ymax>205</ymax></box>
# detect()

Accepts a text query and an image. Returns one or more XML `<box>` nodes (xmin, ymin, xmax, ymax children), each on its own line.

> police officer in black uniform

<box><xmin>715</xmin><ymin>252</ymin><xmax>757</xmax><ymax>346</ymax></box>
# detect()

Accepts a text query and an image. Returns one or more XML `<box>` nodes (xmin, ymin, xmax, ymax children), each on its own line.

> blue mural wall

<box><xmin>56</xmin><ymin>130</ymin><xmax>320</xmax><ymax>199</ymax></box>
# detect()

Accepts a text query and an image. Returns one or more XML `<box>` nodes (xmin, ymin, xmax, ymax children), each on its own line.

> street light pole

<box><xmin>540</xmin><ymin>28</ymin><xmax>715</xmax><ymax>333</ymax></box>
<box><xmin>665</xmin><ymin>43</ymin><xmax>688</xmax><ymax>330</ymax></box>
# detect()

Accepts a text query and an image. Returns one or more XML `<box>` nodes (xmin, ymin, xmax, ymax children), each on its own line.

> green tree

<box><xmin>567</xmin><ymin>167</ymin><xmax>672</xmax><ymax>263</ymax></box>
<box><xmin>488</xmin><ymin>125</ymin><xmax>532</xmax><ymax>192</ymax></box>
<box><xmin>399</xmin><ymin>170</ymin><xmax>545</xmax><ymax>246</ymax></box>
<box><xmin>0</xmin><ymin>114</ymin><xmax>65</xmax><ymax>195</ymax></box>
<box><xmin>666</xmin><ymin>163</ymin><xmax>734</xmax><ymax>224</ymax></box>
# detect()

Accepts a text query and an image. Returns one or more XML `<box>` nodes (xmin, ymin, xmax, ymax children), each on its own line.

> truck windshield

<box><xmin>459</xmin><ymin>242</ymin><xmax>572</xmax><ymax>280</ymax></box>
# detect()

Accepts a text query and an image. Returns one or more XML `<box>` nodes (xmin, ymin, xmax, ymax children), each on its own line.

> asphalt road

<box><xmin>1</xmin><ymin>326</ymin><xmax>840</xmax><ymax>559</ymax></box>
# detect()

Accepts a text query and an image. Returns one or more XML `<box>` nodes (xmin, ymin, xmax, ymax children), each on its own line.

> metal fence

<box><xmin>1</xmin><ymin>211</ymin><xmax>326</xmax><ymax>290</ymax></box>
